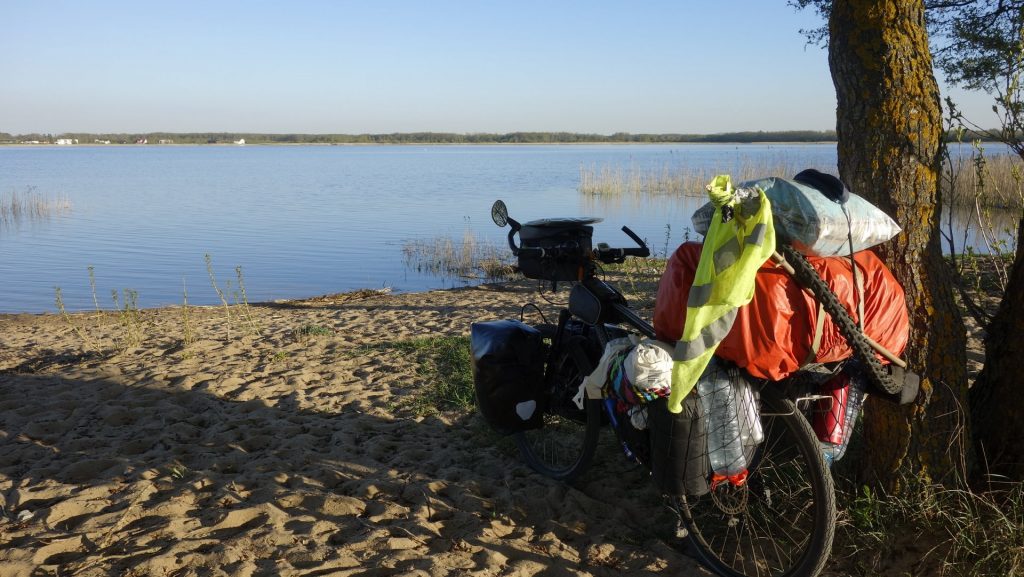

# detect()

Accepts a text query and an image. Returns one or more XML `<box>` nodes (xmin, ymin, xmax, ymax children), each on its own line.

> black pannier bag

<box><xmin>648</xmin><ymin>394</ymin><xmax>710</xmax><ymax>497</ymax></box>
<box><xmin>471</xmin><ymin>320</ymin><xmax>546</xmax><ymax>434</ymax></box>
<box><xmin>518</xmin><ymin>218</ymin><xmax>595</xmax><ymax>282</ymax></box>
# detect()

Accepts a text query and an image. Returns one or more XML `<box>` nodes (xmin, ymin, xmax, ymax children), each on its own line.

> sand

<box><xmin>0</xmin><ymin>281</ymin><xmax>705</xmax><ymax>577</ymax></box>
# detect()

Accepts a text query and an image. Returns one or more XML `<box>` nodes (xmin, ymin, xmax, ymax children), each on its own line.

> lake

<box><xmin>0</xmin><ymin>143</ymin><xmax>1009</xmax><ymax>314</ymax></box>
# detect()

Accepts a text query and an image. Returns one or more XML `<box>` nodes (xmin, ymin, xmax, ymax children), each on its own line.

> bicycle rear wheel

<box><xmin>677</xmin><ymin>384</ymin><xmax>835</xmax><ymax>577</ymax></box>
<box><xmin>514</xmin><ymin>331</ymin><xmax>601</xmax><ymax>482</ymax></box>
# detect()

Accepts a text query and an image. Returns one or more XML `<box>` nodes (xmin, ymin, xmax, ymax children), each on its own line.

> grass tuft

<box><xmin>349</xmin><ymin>336</ymin><xmax>473</xmax><ymax>416</ymax></box>
<box><xmin>111</xmin><ymin>288</ymin><xmax>143</xmax><ymax>350</ymax></box>
<box><xmin>294</xmin><ymin>324</ymin><xmax>333</xmax><ymax>341</ymax></box>
<box><xmin>833</xmin><ymin>479</ymin><xmax>1024</xmax><ymax>576</ymax></box>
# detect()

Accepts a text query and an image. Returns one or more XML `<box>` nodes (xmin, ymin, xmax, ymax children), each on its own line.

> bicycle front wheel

<box><xmin>677</xmin><ymin>384</ymin><xmax>836</xmax><ymax>577</ymax></box>
<box><xmin>514</xmin><ymin>332</ymin><xmax>601</xmax><ymax>483</ymax></box>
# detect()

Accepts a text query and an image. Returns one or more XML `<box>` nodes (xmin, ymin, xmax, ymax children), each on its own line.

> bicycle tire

<box><xmin>677</xmin><ymin>384</ymin><xmax>836</xmax><ymax>577</ymax></box>
<box><xmin>513</xmin><ymin>326</ymin><xmax>601</xmax><ymax>482</ymax></box>
<box><xmin>777</xmin><ymin>244</ymin><xmax>900</xmax><ymax>395</ymax></box>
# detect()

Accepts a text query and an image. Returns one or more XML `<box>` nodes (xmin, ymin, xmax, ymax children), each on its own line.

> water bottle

<box><xmin>732</xmin><ymin>366</ymin><xmax>764</xmax><ymax>461</ymax></box>
<box><xmin>698</xmin><ymin>358</ymin><xmax>747</xmax><ymax>479</ymax></box>
<box><xmin>813</xmin><ymin>372</ymin><xmax>866</xmax><ymax>466</ymax></box>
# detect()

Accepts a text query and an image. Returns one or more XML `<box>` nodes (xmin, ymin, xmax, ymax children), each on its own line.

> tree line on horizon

<box><xmin>0</xmin><ymin>130</ymin><xmax>838</xmax><ymax>144</ymax></box>
<box><xmin>0</xmin><ymin>129</ymin><xmax>1009</xmax><ymax>146</ymax></box>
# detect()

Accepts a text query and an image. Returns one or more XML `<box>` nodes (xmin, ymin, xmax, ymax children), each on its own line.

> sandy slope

<box><xmin>0</xmin><ymin>282</ymin><xmax>705</xmax><ymax>576</ymax></box>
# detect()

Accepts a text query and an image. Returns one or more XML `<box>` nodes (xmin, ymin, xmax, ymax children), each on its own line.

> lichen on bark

<box><xmin>828</xmin><ymin>0</ymin><xmax>970</xmax><ymax>489</ymax></box>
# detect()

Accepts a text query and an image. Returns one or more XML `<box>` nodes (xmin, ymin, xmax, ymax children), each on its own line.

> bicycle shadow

<box><xmin>0</xmin><ymin>369</ymin><xmax>701</xmax><ymax>576</ymax></box>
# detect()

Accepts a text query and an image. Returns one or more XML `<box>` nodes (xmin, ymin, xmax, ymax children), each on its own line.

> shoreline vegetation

<box><xmin>579</xmin><ymin>155</ymin><xmax>1023</xmax><ymax>211</ymax></box>
<box><xmin>0</xmin><ymin>129</ymin><xmax>1008</xmax><ymax>146</ymax></box>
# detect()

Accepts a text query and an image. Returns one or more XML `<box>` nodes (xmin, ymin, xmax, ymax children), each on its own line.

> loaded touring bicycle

<box><xmin>471</xmin><ymin>172</ymin><xmax>918</xmax><ymax>577</ymax></box>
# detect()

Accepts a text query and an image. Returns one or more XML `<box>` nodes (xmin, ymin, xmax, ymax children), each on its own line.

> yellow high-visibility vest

<box><xmin>668</xmin><ymin>175</ymin><xmax>776</xmax><ymax>413</ymax></box>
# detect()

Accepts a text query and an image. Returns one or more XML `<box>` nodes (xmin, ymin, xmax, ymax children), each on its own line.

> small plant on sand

<box><xmin>87</xmin><ymin>265</ymin><xmax>102</xmax><ymax>316</ymax></box>
<box><xmin>205</xmin><ymin>254</ymin><xmax>263</xmax><ymax>339</ymax></box>
<box><xmin>54</xmin><ymin>287</ymin><xmax>95</xmax><ymax>349</ymax></box>
<box><xmin>180</xmin><ymin>278</ymin><xmax>196</xmax><ymax>351</ymax></box>
<box><xmin>111</xmin><ymin>288</ymin><xmax>143</xmax><ymax>349</ymax></box>
<box><xmin>295</xmin><ymin>324</ymin><xmax>333</xmax><ymax>342</ymax></box>
<box><xmin>233</xmin><ymin>265</ymin><xmax>262</xmax><ymax>336</ymax></box>
<box><xmin>205</xmin><ymin>253</ymin><xmax>235</xmax><ymax>340</ymax></box>
<box><xmin>168</xmin><ymin>462</ymin><xmax>189</xmax><ymax>480</ymax></box>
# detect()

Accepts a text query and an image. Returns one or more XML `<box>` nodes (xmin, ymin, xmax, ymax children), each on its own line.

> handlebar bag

<box><xmin>470</xmin><ymin>320</ymin><xmax>546</xmax><ymax>434</ymax></box>
<box><xmin>518</xmin><ymin>219</ymin><xmax>594</xmax><ymax>281</ymax></box>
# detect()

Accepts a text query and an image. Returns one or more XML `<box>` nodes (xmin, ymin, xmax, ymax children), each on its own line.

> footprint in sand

<box><xmin>33</xmin><ymin>534</ymin><xmax>93</xmax><ymax>566</ymax></box>
<box><xmin>204</xmin><ymin>507</ymin><xmax>269</xmax><ymax>540</ymax></box>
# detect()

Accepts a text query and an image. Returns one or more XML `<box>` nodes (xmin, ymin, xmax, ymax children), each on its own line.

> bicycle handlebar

<box><xmin>513</xmin><ymin>239</ymin><xmax>649</xmax><ymax>263</ymax></box>
<box><xmin>508</xmin><ymin>223</ymin><xmax>650</xmax><ymax>262</ymax></box>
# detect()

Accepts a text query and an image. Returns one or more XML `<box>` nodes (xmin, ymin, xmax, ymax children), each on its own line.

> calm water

<box><xmin>0</xmin><ymin>143</ymin><xmax>1003</xmax><ymax>313</ymax></box>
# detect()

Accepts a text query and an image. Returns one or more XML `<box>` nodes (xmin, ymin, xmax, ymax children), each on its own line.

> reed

<box><xmin>580</xmin><ymin>154</ymin><xmax>1022</xmax><ymax>213</ymax></box>
<box><xmin>942</xmin><ymin>147</ymin><xmax>1021</xmax><ymax>296</ymax></box>
<box><xmin>1</xmin><ymin>186</ymin><xmax>71</xmax><ymax>225</ymax></box>
<box><xmin>944</xmin><ymin>149</ymin><xmax>1023</xmax><ymax>210</ymax></box>
<box><xmin>402</xmin><ymin>230</ymin><xmax>516</xmax><ymax>282</ymax></box>
<box><xmin>578</xmin><ymin>159</ymin><xmax>820</xmax><ymax>197</ymax></box>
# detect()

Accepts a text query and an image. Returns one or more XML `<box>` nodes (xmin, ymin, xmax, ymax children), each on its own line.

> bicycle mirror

<box><xmin>491</xmin><ymin>200</ymin><xmax>509</xmax><ymax>227</ymax></box>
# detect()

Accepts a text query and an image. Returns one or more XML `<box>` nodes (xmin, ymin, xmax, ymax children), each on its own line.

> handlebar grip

<box><xmin>621</xmin><ymin>226</ymin><xmax>647</xmax><ymax>249</ymax></box>
<box><xmin>516</xmin><ymin>246</ymin><xmax>546</xmax><ymax>258</ymax></box>
<box><xmin>594</xmin><ymin>246</ymin><xmax>649</xmax><ymax>262</ymax></box>
<box><xmin>624</xmin><ymin>246</ymin><xmax>650</xmax><ymax>258</ymax></box>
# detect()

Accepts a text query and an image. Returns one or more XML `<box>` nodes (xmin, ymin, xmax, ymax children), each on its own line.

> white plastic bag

<box><xmin>691</xmin><ymin>176</ymin><xmax>901</xmax><ymax>256</ymax></box>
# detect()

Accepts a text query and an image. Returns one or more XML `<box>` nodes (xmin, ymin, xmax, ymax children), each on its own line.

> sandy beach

<box><xmin>0</xmin><ymin>279</ymin><xmax>709</xmax><ymax>576</ymax></box>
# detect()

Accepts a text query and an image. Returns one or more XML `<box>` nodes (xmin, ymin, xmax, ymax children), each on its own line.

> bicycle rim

<box><xmin>678</xmin><ymin>385</ymin><xmax>836</xmax><ymax>577</ymax></box>
<box><xmin>514</xmin><ymin>397</ymin><xmax>599</xmax><ymax>482</ymax></box>
<box><xmin>514</xmin><ymin>336</ymin><xmax>600</xmax><ymax>482</ymax></box>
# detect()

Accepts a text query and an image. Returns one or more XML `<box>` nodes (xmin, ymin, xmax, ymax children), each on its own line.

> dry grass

<box><xmin>828</xmin><ymin>478</ymin><xmax>1024</xmax><ymax>577</ymax></box>
<box><xmin>578</xmin><ymin>160</ymin><xmax>825</xmax><ymax>197</ymax></box>
<box><xmin>402</xmin><ymin>230</ymin><xmax>516</xmax><ymax>282</ymax></box>
<box><xmin>944</xmin><ymin>149</ymin><xmax>1024</xmax><ymax>210</ymax></box>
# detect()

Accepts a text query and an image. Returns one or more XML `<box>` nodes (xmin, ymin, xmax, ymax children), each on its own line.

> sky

<box><xmin>0</xmin><ymin>0</ymin><xmax>1000</xmax><ymax>135</ymax></box>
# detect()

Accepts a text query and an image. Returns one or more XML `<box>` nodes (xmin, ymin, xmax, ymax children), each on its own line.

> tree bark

<box><xmin>970</xmin><ymin>220</ymin><xmax>1024</xmax><ymax>482</ymax></box>
<box><xmin>828</xmin><ymin>0</ymin><xmax>971</xmax><ymax>488</ymax></box>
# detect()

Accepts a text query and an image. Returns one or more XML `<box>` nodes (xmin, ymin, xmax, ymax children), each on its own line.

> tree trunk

<box><xmin>970</xmin><ymin>219</ymin><xmax>1024</xmax><ymax>481</ymax></box>
<box><xmin>828</xmin><ymin>0</ymin><xmax>970</xmax><ymax>488</ymax></box>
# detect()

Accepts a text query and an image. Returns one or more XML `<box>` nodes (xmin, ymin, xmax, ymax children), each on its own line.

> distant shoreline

<box><xmin>0</xmin><ymin>130</ymin><xmax>844</xmax><ymax>147</ymax></box>
<box><xmin>0</xmin><ymin>140</ymin><xmax>843</xmax><ymax>148</ymax></box>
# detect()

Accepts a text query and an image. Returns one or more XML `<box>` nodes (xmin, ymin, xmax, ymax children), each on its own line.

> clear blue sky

<box><xmin>1</xmin><ymin>0</ymin><xmax>997</xmax><ymax>135</ymax></box>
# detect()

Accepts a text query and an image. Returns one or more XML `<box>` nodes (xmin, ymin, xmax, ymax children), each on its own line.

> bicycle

<box><xmin>473</xmin><ymin>199</ymin><xmax>908</xmax><ymax>577</ymax></box>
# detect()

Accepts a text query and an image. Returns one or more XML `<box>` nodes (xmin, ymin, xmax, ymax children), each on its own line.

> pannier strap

<box><xmin>800</xmin><ymin>259</ymin><xmax>866</xmax><ymax>367</ymax></box>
